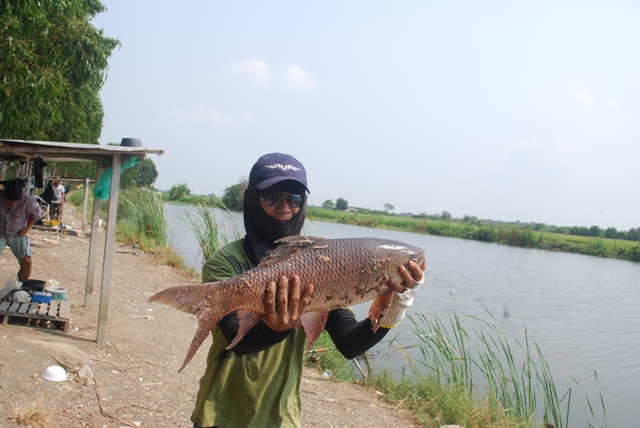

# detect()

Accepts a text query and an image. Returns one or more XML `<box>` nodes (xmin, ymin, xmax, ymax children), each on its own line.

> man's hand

<box><xmin>16</xmin><ymin>228</ymin><xmax>28</xmax><ymax>237</ymax></box>
<box><xmin>387</xmin><ymin>259</ymin><xmax>426</xmax><ymax>292</ymax></box>
<box><xmin>262</xmin><ymin>275</ymin><xmax>313</xmax><ymax>332</ymax></box>
<box><xmin>381</xmin><ymin>258</ymin><xmax>427</xmax><ymax>329</ymax></box>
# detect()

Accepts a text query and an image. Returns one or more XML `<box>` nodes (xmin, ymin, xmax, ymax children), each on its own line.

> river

<box><xmin>165</xmin><ymin>203</ymin><xmax>640</xmax><ymax>427</ymax></box>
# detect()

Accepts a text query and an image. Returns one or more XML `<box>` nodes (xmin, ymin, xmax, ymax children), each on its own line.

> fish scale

<box><xmin>149</xmin><ymin>236</ymin><xmax>424</xmax><ymax>371</ymax></box>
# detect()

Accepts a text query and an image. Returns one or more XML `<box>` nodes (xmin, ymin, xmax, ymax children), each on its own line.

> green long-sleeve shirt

<box><xmin>191</xmin><ymin>239</ymin><xmax>307</xmax><ymax>428</ymax></box>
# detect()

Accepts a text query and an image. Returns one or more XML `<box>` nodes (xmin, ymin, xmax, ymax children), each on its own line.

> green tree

<box><xmin>321</xmin><ymin>199</ymin><xmax>335</xmax><ymax>210</ymax></box>
<box><xmin>49</xmin><ymin>161</ymin><xmax>97</xmax><ymax>180</ymax></box>
<box><xmin>383</xmin><ymin>203</ymin><xmax>395</xmax><ymax>213</ymax></box>
<box><xmin>222</xmin><ymin>179</ymin><xmax>247</xmax><ymax>211</ymax></box>
<box><xmin>605</xmin><ymin>227</ymin><xmax>618</xmax><ymax>239</ymax></box>
<box><xmin>120</xmin><ymin>158</ymin><xmax>158</xmax><ymax>189</ymax></box>
<box><xmin>168</xmin><ymin>182</ymin><xmax>191</xmax><ymax>200</ymax></box>
<box><xmin>335</xmin><ymin>198</ymin><xmax>348</xmax><ymax>211</ymax></box>
<box><xmin>441</xmin><ymin>211</ymin><xmax>452</xmax><ymax>221</ymax></box>
<box><xmin>0</xmin><ymin>0</ymin><xmax>120</xmax><ymax>142</ymax></box>
<box><xmin>570</xmin><ymin>226</ymin><xmax>590</xmax><ymax>237</ymax></box>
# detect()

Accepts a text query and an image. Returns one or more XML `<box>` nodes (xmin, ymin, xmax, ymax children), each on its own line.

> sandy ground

<box><xmin>0</xmin><ymin>205</ymin><xmax>419</xmax><ymax>427</ymax></box>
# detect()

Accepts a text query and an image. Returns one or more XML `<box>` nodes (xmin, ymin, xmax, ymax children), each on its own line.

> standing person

<box><xmin>191</xmin><ymin>153</ymin><xmax>426</xmax><ymax>428</ymax></box>
<box><xmin>50</xmin><ymin>180</ymin><xmax>65</xmax><ymax>222</ymax></box>
<box><xmin>0</xmin><ymin>179</ymin><xmax>40</xmax><ymax>280</ymax></box>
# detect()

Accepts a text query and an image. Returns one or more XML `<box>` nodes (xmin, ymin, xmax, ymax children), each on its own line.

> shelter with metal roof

<box><xmin>0</xmin><ymin>138</ymin><xmax>164</xmax><ymax>345</ymax></box>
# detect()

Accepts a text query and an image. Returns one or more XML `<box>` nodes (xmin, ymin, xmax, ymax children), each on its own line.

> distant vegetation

<box><xmin>306</xmin><ymin>206</ymin><xmax>640</xmax><ymax>263</ymax></box>
<box><xmin>160</xmin><ymin>183</ymin><xmax>639</xmax><ymax>263</ymax></box>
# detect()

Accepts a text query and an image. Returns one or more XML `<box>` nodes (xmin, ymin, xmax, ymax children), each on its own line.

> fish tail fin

<box><xmin>178</xmin><ymin>318</ymin><xmax>215</xmax><ymax>372</ymax></box>
<box><xmin>149</xmin><ymin>283</ymin><xmax>227</xmax><ymax>371</ymax></box>
<box><xmin>148</xmin><ymin>284</ymin><xmax>213</xmax><ymax>315</ymax></box>
<box><xmin>300</xmin><ymin>311</ymin><xmax>329</xmax><ymax>348</ymax></box>
<box><xmin>368</xmin><ymin>287</ymin><xmax>395</xmax><ymax>332</ymax></box>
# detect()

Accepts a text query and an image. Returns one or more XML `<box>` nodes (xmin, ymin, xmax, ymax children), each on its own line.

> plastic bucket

<box><xmin>21</xmin><ymin>280</ymin><xmax>46</xmax><ymax>293</ymax></box>
<box><xmin>46</xmin><ymin>286</ymin><xmax>67</xmax><ymax>301</ymax></box>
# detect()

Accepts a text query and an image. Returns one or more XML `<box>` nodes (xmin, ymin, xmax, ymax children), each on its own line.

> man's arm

<box><xmin>325</xmin><ymin>309</ymin><xmax>390</xmax><ymax>359</ymax></box>
<box><xmin>326</xmin><ymin>259</ymin><xmax>426</xmax><ymax>359</ymax></box>
<box><xmin>17</xmin><ymin>216</ymin><xmax>37</xmax><ymax>237</ymax></box>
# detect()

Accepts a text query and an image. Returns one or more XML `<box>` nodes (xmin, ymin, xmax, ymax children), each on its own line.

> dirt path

<box><xmin>0</xmin><ymin>205</ymin><xmax>419</xmax><ymax>427</ymax></box>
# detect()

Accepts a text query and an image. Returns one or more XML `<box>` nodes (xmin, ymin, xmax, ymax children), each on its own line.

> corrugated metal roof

<box><xmin>0</xmin><ymin>138</ymin><xmax>164</xmax><ymax>162</ymax></box>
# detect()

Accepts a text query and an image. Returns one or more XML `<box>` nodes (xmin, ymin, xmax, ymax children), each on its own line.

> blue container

<box><xmin>31</xmin><ymin>291</ymin><xmax>52</xmax><ymax>304</ymax></box>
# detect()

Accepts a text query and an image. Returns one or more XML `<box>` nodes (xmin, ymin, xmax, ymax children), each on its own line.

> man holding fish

<box><xmin>150</xmin><ymin>152</ymin><xmax>425</xmax><ymax>428</ymax></box>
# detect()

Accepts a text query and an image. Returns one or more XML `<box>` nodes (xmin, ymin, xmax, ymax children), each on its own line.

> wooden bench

<box><xmin>0</xmin><ymin>300</ymin><xmax>71</xmax><ymax>333</ymax></box>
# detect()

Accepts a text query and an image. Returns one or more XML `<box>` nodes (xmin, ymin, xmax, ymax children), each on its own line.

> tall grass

<box><xmin>117</xmin><ymin>187</ymin><xmax>167</xmax><ymax>248</ymax></box>
<box><xmin>181</xmin><ymin>200</ymin><xmax>241</xmax><ymax>265</ymax></box>
<box><xmin>305</xmin><ymin>306</ymin><xmax>607</xmax><ymax>427</ymax></box>
<box><xmin>401</xmin><ymin>310</ymin><xmax>563</xmax><ymax>426</ymax></box>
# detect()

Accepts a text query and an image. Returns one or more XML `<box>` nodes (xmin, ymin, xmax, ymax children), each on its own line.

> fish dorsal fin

<box><xmin>259</xmin><ymin>236</ymin><xmax>327</xmax><ymax>266</ymax></box>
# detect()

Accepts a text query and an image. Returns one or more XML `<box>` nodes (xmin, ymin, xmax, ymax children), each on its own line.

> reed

<box><xmin>301</xmin><ymin>310</ymin><xmax>570</xmax><ymax>426</ymax></box>
<box><xmin>181</xmin><ymin>200</ymin><xmax>241</xmax><ymax>265</ymax></box>
<box><xmin>397</xmin><ymin>309</ymin><xmax>563</xmax><ymax>426</ymax></box>
<box><xmin>116</xmin><ymin>187</ymin><xmax>167</xmax><ymax>248</ymax></box>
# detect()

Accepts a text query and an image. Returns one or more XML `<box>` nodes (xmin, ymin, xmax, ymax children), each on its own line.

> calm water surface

<box><xmin>166</xmin><ymin>204</ymin><xmax>640</xmax><ymax>427</ymax></box>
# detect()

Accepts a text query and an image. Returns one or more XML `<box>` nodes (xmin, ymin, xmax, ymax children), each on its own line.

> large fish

<box><xmin>149</xmin><ymin>236</ymin><xmax>425</xmax><ymax>371</ymax></box>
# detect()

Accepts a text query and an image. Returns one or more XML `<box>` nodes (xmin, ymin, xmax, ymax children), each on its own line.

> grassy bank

<box><xmin>307</xmin><ymin>207</ymin><xmax>640</xmax><ymax>263</ymax></box>
<box><xmin>306</xmin><ymin>310</ymin><xmax>606</xmax><ymax>428</ymax></box>
<box><xmin>66</xmin><ymin>187</ymin><xmax>198</xmax><ymax>278</ymax></box>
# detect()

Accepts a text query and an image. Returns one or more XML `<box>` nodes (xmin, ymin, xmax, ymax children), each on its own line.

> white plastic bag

<box><xmin>11</xmin><ymin>290</ymin><xmax>31</xmax><ymax>303</ymax></box>
<box><xmin>77</xmin><ymin>364</ymin><xmax>94</xmax><ymax>386</ymax></box>
<box><xmin>0</xmin><ymin>277</ymin><xmax>22</xmax><ymax>301</ymax></box>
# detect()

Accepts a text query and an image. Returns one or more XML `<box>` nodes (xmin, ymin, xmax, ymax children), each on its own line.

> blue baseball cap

<box><xmin>249</xmin><ymin>153</ymin><xmax>309</xmax><ymax>193</ymax></box>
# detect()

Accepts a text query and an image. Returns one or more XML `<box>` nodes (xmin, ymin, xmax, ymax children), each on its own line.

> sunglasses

<box><xmin>258</xmin><ymin>191</ymin><xmax>304</xmax><ymax>208</ymax></box>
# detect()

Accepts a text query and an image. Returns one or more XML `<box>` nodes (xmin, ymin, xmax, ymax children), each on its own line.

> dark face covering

<box><xmin>243</xmin><ymin>183</ymin><xmax>307</xmax><ymax>265</ymax></box>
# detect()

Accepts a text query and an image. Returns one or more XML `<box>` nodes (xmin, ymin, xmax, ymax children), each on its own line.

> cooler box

<box><xmin>31</xmin><ymin>291</ymin><xmax>52</xmax><ymax>304</ymax></box>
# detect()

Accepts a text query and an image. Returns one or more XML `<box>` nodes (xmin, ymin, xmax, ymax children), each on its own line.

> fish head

<box><xmin>377</xmin><ymin>240</ymin><xmax>425</xmax><ymax>284</ymax></box>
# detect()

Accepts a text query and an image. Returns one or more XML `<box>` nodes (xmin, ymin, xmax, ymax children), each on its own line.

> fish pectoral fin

<box><xmin>300</xmin><ymin>311</ymin><xmax>329</xmax><ymax>348</ymax></box>
<box><xmin>368</xmin><ymin>287</ymin><xmax>395</xmax><ymax>333</ymax></box>
<box><xmin>226</xmin><ymin>310</ymin><xmax>263</xmax><ymax>350</ymax></box>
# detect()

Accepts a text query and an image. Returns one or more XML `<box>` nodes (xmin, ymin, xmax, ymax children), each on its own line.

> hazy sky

<box><xmin>93</xmin><ymin>1</ymin><xmax>639</xmax><ymax>230</ymax></box>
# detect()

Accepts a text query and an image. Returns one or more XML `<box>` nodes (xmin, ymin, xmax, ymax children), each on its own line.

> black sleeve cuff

<box><xmin>324</xmin><ymin>308</ymin><xmax>389</xmax><ymax>359</ymax></box>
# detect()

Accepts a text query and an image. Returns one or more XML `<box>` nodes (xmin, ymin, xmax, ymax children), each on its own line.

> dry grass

<box><xmin>10</xmin><ymin>402</ymin><xmax>51</xmax><ymax>427</ymax></box>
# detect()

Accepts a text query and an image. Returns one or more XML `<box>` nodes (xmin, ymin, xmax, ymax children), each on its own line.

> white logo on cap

<box><xmin>264</xmin><ymin>163</ymin><xmax>300</xmax><ymax>172</ymax></box>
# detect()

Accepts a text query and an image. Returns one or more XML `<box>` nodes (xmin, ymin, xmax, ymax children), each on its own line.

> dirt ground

<box><xmin>0</xmin><ymin>204</ymin><xmax>420</xmax><ymax>428</ymax></box>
